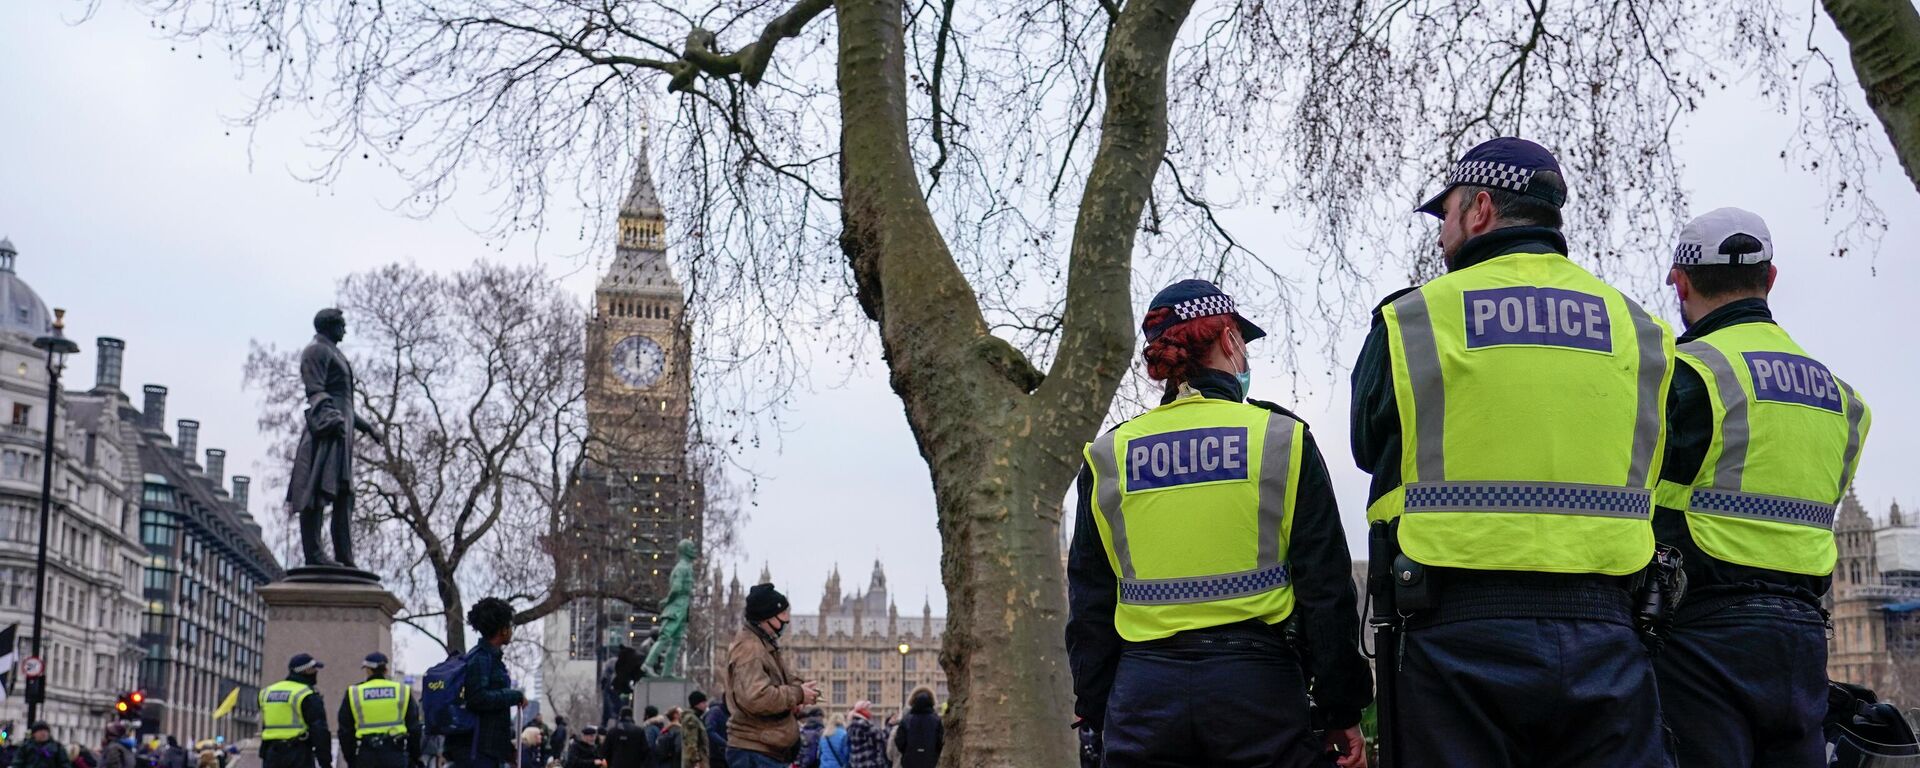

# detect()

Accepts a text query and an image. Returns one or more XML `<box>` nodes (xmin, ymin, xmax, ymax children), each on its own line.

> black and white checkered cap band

<box><xmin>1673</xmin><ymin>243</ymin><xmax>1706</xmax><ymax>265</ymax></box>
<box><xmin>1447</xmin><ymin>160</ymin><xmax>1536</xmax><ymax>193</ymax></box>
<box><xmin>1173</xmin><ymin>294</ymin><xmax>1236</xmax><ymax>321</ymax></box>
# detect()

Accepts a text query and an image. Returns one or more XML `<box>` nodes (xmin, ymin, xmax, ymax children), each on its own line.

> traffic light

<box><xmin>114</xmin><ymin>690</ymin><xmax>145</xmax><ymax>719</ymax></box>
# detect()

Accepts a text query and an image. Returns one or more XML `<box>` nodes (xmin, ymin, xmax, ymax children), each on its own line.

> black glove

<box><xmin>1074</xmin><ymin>719</ymin><xmax>1102</xmax><ymax>768</ymax></box>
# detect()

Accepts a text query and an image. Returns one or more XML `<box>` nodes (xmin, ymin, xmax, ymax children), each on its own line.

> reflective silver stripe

<box><xmin>1256</xmin><ymin>414</ymin><xmax>1296</xmax><ymax>568</ymax></box>
<box><xmin>1679</xmin><ymin>341</ymin><xmax>1748</xmax><ymax>490</ymax></box>
<box><xmin>1392</xmin><ymin>291</ymin><xmax>1447</xmax><ymax>483</ymax></box>
<box><xmin>1836</xmin><ymin>377</ymin><xmax>1866</xmax><ymax>499</ymax></box>
<box><xmin>1088</xmin><ymin>432</ymin><xmax>1135</xmax><ymax>580</ymax></box>
<box><xmin>1403</xmin><ymin>481</ymin><xmax>1652</xmax><ymax>519</ymax></box>
<box><xmin>1690</xmin><ymin>489</ymin><xmax>1837</xmax><ymax>529</ymax></box>
<box><xmin>1624</xmin><ymin>300</ymin><xmax>1669</xmax><ymax>487</ymax></box>
<box><xmin>1119</xmin><ymin>563</ymin><xmax>1292</xmax><ymax>605</ymax></box>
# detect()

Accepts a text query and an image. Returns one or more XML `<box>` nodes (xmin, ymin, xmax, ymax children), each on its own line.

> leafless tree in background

<box><xmin>136</xmin><ymin>0</ymin><xmax>1907</xmax><ymax>761</ymax></box>
<box><xmin>243</xmin><ymin>262</ymin><xmax>743</xmax><ymax>653</ymax></box>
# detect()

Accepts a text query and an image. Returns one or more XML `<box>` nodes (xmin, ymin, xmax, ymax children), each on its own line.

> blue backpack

<box><xmin>422</xmin><ymin>651</ymin><xmax>476</xmax><ymax>735</ymax></box>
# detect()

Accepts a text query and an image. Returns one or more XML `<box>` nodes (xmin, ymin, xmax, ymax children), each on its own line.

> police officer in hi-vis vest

<box><xmin>338</xmin><ymin>652</ymin><xmax>423</xmax><ymax>768</ymax></box>
<box><xmin>1352</xmin><ymin>137</ymin><xmax>1677</xmax><ymax>767</ymax></box>
<box><xmin>1653</xmin><ymin>208</ymin><xmax>1870</xmax><ymax>767</ymax></box>
<box><xmin>1067</xmin><ymin>280</ymin><xmax>1373</xmax><ymax>767</ymax></box>
<box><xmin>260</xmin><ymin>653</ymin><xmax>334</xmax><ymax>768</ymax></box>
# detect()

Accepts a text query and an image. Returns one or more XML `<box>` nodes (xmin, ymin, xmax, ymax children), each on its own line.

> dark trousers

<box><xmin>1656</xmin><ymin>595</ymin><xmax>1828</xmax><ymax>768</ymax></box>
<box><xmin>722</xmin><ymin>748</ymin><xmax>786</xmax><ymax>768</ymax></box>
<box><xmin>261</xmin><ymin>743</ymin><xmax>320</xmax><ymax>768</ymax></box>
<box><xmin>300</xmin><ymin>491</ymin><xmax>356</xmax><ymax>565</ymax></box>
<box><xmin>351</xmin><ymin>745</ymin><xmax>409</xmax><ymax>768</ymax></box>
<box><xmin>1395</xmin><ymin>617</ymin><xmax>1670</xmax><ymax>768</ymax></box>
<box><xmin>1103</xmin><ymin>629</ymin><xmax>1321</xmax><ymax>767</ymax></box>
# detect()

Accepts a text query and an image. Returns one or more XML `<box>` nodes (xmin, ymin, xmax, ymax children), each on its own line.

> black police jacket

<box><xmin>1065</xmin><ymin>369</ymin><xmax>1374</xmax><ymax>729</ymax></box>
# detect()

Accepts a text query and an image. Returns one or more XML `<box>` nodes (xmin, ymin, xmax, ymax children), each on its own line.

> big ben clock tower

<box><xmin>546</xmin><ymin>142</ymin><xmax>705</xmax><ymax>698</ymax></box>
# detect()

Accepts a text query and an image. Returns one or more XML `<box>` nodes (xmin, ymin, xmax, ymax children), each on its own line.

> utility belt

<box><xmin>1674</xmin><ymin>589</ymin><xmax>1825</xmax><ymax>625</ymax></box>
<box><xmin>261</xmin><ymin>740</ymin><xmax>312</xmax><ymax>754</ymax></box>
<box><xmin>1120</xmin><ymin>619</ymin><xmax>1292</xmax><ymax>655</ymax></box>
<box><xmin>356</xmin><ymin>735</ymin><xmax>406</xmax><ymax>752</ymax></box>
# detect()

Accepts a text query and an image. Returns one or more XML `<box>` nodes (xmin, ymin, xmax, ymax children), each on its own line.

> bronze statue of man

<box><xmin>286</xmin><ymin>308</ymin><xmax>384</xmax><ymax>569</ymax></box>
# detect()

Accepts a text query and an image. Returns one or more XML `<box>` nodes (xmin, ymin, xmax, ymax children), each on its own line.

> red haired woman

<box><xmin>1065</xmin><ymin>280</ymin><xmax>1372</xmax><ymax>767</ymax></box>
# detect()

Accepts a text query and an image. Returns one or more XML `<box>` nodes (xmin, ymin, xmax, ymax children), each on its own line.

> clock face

<box><xmin>611</xmin><ymin>335</ymin><xmax>666</xmax><ymax>389</ymax></box>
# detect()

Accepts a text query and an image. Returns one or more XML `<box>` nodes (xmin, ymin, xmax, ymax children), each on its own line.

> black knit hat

<box><xmin>745</xmin><ymin>583</ymin><xmax>789</xmax><ymax>623</ymax></box>
<box><xmin>688</xmin><ymin>690</ymin><xmax>708</xmax><ymax>708</ymax></box>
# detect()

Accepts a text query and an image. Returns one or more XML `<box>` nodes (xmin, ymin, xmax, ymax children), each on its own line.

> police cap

<box><xmin>1673</xmin><ymin>207</ymin><xmax>1773</xmax><ymax>266</ymax></box>
<box><xmin>1143</xmin><ymin>279</ymin><xmax>1266</xmax><ymax>344</ymax></box>
<box><xmin>1417</xmin><ymin>137</ymin><xmax>1568</xmax><ymax>218</ymax></box>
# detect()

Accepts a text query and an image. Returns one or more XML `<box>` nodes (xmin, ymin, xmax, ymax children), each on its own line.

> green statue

<box><xmin>644</xmin><ymin>538</ymin><xmax>698</xmax><ymax>678</ymax></box>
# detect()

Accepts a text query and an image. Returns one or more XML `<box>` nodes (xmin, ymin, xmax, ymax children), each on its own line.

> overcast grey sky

<box><xmin>4</xmin><ymin>0</ymin><xmax>1918</xmax><ymax>670</ymax></box>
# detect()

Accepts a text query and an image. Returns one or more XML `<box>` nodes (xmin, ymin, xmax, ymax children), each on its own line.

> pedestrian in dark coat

<box><xmin>456</xmin><ymin>598</ymin><xmax>528</xmax><ymax>768</ymax></box>
<box><xmin>600</xmin><ymin>710</ymin><xmax>650</xmax><ymax>768</ymax></box>
<box><xmin>98</xmin><ymin>725</ymin><xmax>135</xmax><ymax>768</ymax></box>
<box><xmin>891</xmin><ymin>689</ymin><xmax>941</xmax><ymax>768</ymax></box>
<box><xmin>15</xmin><ymin>724</ymin><xmax>72</xmax><ymax>768</ymax></box>
<box><xmin>559</xmin><ymin>729</ymin><xmax>600</xmax><ymax>768</ymax></box>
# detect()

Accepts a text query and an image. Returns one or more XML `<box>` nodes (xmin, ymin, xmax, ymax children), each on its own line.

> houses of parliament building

<box><xmin>1828</xmin><ymin>488</ymin><xmax>1920</xmax><ymax>705</ymax></box>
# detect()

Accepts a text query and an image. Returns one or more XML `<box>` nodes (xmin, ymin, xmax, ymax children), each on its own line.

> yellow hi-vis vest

<box><xmin>1655</xmin><ymin>322</ymin><xmax>1871</xmax><ymax>575</ymax></box>
<box><xmin>259</xmin><ymin>680</ymin><xmax>315</xmax><ymax>742</ymax></box>
<box><xmin>1367</xmin><ymin>252</ymin><xmax>1676</xmax><ymax>575</ymax></box>
<box><xmin>1085</xmin><ymin>393</ymin><xmax>1304</xmax><ymax>642</ymax></box>
<box><xmin>348</xmin><ymin>678</ymin><xmax>412</xmax><ymax>738</ymax></box>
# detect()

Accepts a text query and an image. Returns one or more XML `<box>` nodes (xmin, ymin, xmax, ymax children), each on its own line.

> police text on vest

<box><xmin>1743</xmin><ymin>351</ymin><xmax>1843</xmax><ymax>412</ymax></box>
<box><xmin>1462</xmin><ymin>287</ymin><xmax>1611</xmax><ymax>352</ymax></box>
<box><xmin>1127</xmin><ymin>427</ymin><xmax>1250</xmax><ymax>491</ymax></box>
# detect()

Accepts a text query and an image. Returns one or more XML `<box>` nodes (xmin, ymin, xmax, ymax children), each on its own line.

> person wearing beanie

<box><xmin>840</xmin><ymin>703</ymin><xmax>885</xmax><ymax>768</ymax></box>
<box><xmin>15</xmin><ymin>723</ymin><xmax>70</xmax><ymax>768</ymax></box>
<box><xmin>259</xmin><ymin>654</ymin><xmax>333</xmax><ymax>768</ymax></box>
<box><xmin>600</xmin><ymin>708</ymin><xmax>649</xmax><ymax>768</ymax></box>
<box><xmin>677</xmin><ymin>694</ymin><xmax>710</xmax><ymax>768</ymax></box>
<box><xmin>722</xmin><ymin>583</ymin><xmax>819</xmax><ymax>767</ymax></box>
<box><xmin>97</xmin><ymin>724</ymin><xmax>135</xmax><ymax>768</ymax></box>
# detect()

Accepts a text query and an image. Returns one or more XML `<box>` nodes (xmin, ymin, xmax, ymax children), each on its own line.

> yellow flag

<box><xmin>212</xmin><ymin>686</ymin><xmax>239</xmax><ymax>719</ymax></box>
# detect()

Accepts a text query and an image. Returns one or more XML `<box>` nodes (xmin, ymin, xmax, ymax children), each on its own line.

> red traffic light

<box><xmin>129</xmin><ymin>691</ymin><xmax>144</xmax><ymax>704</ymax></box>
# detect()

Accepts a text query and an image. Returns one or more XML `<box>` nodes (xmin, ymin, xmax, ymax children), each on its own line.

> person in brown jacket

<box><xmin>722</xmin><ymin>583</ymin><xmax>821</xmax><ymax>768</ymax></box>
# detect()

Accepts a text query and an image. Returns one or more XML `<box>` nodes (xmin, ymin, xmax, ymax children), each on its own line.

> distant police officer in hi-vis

<box><xmin>338</xmin><ymin>652</ymin><xmax>423</xmax><ymax>768</ymax></box>
<box><xmin>1653</xmin><ymin>208</ymin><xmax>1871</xmax><ymax>767</ymax></box>
<box><xmin>1066</xmin><ymin>280</ymin><xmax>1373</xmax><ymax>768</ymax></box>
<box><xmin>260</xmin><ymin>653</ymin><xmax>334</xmax><ymax>768</ymax></box>
<box><xmin>1351</xmin><ymin>137</ymin><xmax>1676</xmax><ymax>767</ymax></box>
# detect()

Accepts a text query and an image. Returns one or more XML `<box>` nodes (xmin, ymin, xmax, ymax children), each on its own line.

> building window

<box><xmin>10</xmin><ymin>403</ymin><xmax>29</xmax><ymax>427</ymax></box>
<box><xmin>832</xmin><ymin>653</ymin><xmax>847</xmax><ymax>670</ymax></box>
<box><xmin>866</xmin><ymin>653</ymin><xmax>881</xmax><ymax>670</ymax></box>
<box><xmin>831</xmin><ymin>680</ymin><xmax>846</xmax><ymax>706</ymax></box>
<box><xmin>867</xmin><ymin>681</ymin><xmax>881</xmax><ymax>703</ymax></box>
<box><xmin>794</xmin><ymin>651</ymin><xmax>810</xmax><ymax>669</ymax></box>
<box><xmin>904</xmin><ymin>655</ymin><xmax>916</xmax><ymax>672</ymax></box>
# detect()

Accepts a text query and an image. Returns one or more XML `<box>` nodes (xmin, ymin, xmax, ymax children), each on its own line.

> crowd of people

<box><xmin>1</xmin><ymin>721</ymin><xmax>240</xmax><ymax>768</ymax></box>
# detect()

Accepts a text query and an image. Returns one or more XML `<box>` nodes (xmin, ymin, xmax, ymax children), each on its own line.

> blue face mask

<box><xmin>1236</xmin><ymin>369</ymin><xmax>1252</xmax><ymax>398</ymax></box>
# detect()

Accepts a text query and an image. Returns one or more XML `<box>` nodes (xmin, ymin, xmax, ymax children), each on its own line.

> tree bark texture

<box><xmin>1823</xmin><ymin>0</ymin><xmax>1920</xmax><ymax>193</ymax></box>
<box><xmin>833</xmin><ymin>0</ymin><xmax>1194</xmax><ymax>763</ymax></box>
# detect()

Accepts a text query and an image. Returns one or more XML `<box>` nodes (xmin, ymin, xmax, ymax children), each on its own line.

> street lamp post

<box><xmin>896</xmin><ymin>642</ymin><xmax>910</xmax><ymax>720</ymax></box>
<box><xmin>28</xmin><ymin>309</ymin><xmax>80</xmax><ymax>727</ymax></box>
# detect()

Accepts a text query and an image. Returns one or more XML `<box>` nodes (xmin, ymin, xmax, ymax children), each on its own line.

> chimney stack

<box><xmin>177</xmin><ymin>420</ymin><xmax>199</xmax><ymax>461</ymax></box>
<box><xmin>232</xmin><ymin>476</ymin><xmax>251</xmax><ymax>510</ymax></box>
<box><xmin>141</xmin><ymin>385</ymin><xmax>168</xmax><ymax>431</ymax></box>
<box><xmin>205</xmin><ymin>449</ymin><xmax>226</xmax><ymax>490</ymax></box>
<box><xmin>95</xmin><ymin>338</ymin><xmax>124</xmax><ymax>392</ymax></box>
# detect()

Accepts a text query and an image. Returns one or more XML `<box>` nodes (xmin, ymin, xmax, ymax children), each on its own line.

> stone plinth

<box><xmin>257</xmin><ymin>580</ymin><xmax>404</xmax><ymax>741</ymax></box>
<box><xmin>633</xmin><ymin>678</ymin><xmax>695</xmax><ymax>718</ymax></box>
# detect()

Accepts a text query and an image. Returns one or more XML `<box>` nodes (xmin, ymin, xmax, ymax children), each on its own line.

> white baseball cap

<box><xmin>1673</xmin><ymin>207</ymin><xmax>1774</xmax><ymax>266</ymax></box>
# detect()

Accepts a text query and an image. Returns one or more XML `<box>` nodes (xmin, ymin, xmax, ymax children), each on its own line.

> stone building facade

<box><xmin>1828</xmin><ymin>491</ymin><xmax>1920</xmax><ymax>704</ymax></box>
<box><xmin>128</xmin><ymin>376</ymin><xmax>281</xmax><ymax>742</ymax></box>
<box><xmin>715</xmin><ymin>562</ymin><xmax>947</xmax><ymax>720</ymax></box>
<box><xmin>0</xmin><ymin>238</ymin><xmax>148</xmax><ymax>745</ymax></box>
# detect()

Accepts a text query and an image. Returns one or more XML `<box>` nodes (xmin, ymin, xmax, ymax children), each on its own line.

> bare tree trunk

<box><xmin>1823</xmin><ymin>0</ymin><xmax>1920</xmax><ymax>192</ymax></box>
<box><xmin>833</xmin><ymin>0</ymin><xmax>1192</xmax><ymax>763</ymax></box>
